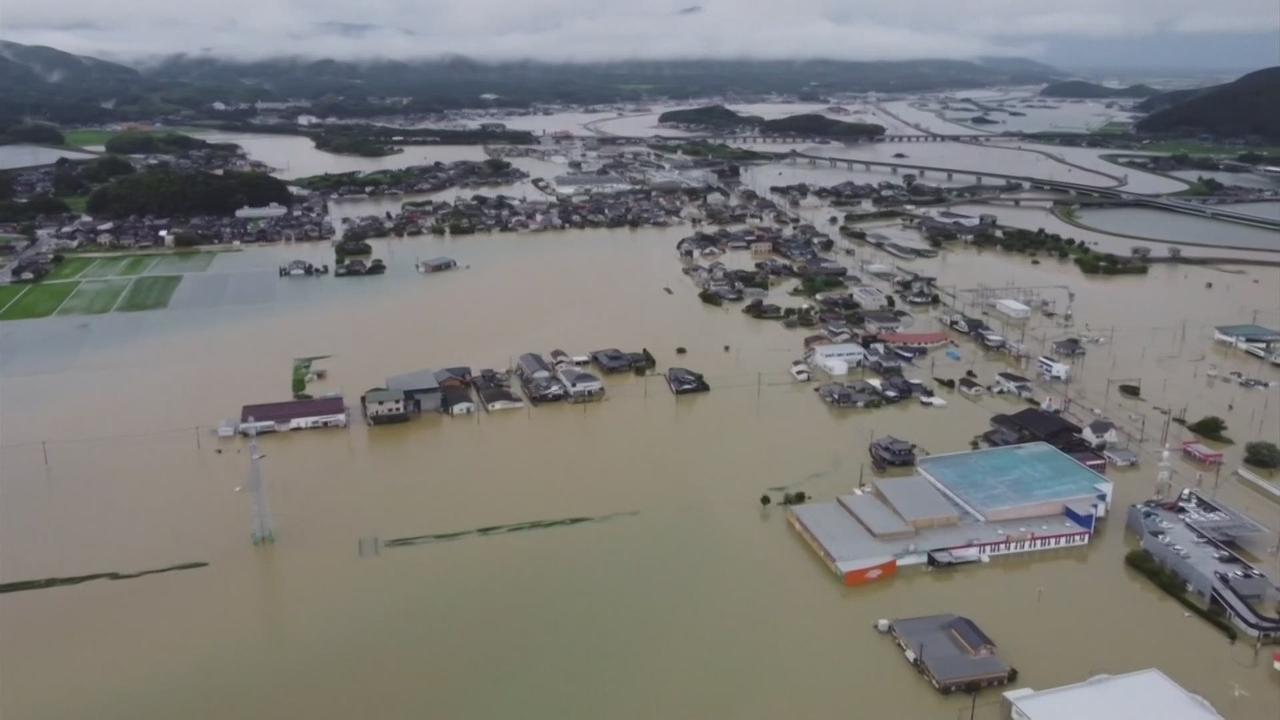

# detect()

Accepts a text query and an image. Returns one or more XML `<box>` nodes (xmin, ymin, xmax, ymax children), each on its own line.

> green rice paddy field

<box><xmin>44</xmin><ymin>257</ymin><xmax>96</xmax><ymax>281</ymax></box>
<box><xmin>0</xmin><ymin>252</ymin><xmax>216</xmax><ymax>320</ymax></box>
<box><xmin>0</xmin><ymin>283</ymin><xmax>80</xmax><ymax>320</ymax></box>
<box><xmin>0</xmin><ymin>283</ymin><xmax>28</xmax><ymax>308</ymax></box>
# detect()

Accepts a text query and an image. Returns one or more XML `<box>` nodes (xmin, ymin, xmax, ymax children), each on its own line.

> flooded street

<box><xmin>3</xmin><ymin>130</ymin><xmax>1280</xmax><ymax>719</ymax></box>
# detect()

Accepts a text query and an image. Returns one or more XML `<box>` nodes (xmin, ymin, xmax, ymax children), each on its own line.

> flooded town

<box><xmin>2</xmin><ymin>14</ymin><xmax>1280</xmax><ymax>720</ymax></box>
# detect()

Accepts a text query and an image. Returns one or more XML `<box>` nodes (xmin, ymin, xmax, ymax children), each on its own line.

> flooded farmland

<box><xmin>2</xmin><ymin>129</ymin><xmax>1280</xmax><ymax>720</ymax></box>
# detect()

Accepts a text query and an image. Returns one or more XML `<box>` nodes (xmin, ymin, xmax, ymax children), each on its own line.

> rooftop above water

<box><xmin>919</xmin><ymin>443</ymin><xmax>1111</xmax><ymax>518</ymax></box>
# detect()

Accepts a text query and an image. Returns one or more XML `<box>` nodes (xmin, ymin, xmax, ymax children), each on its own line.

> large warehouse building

<box><xmin>789</xmin><ymin>443</ymin><xmax>1114</xmax><ymax>586</ymax></box>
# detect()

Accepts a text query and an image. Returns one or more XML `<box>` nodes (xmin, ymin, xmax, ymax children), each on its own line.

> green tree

<box><xmin>0</xmin><ymin>122</ymin><xmax>65</xmax><ymax>146</ymax></box>
<box><xmin>171</xmin><ymin>231</ymin><xmax>202</xmax><ymax>248</ymax></box>
<box><xmin>1187</xmin><ymin>416</ymin><xmax>1228</xmax><ymax>440</ymax></box>
<box><xmin>1244</xmin><ymin>441</ymin><xmax>1280</xmax><ymax>469</ymax></box>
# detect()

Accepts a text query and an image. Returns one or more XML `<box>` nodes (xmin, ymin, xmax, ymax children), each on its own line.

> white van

<box><xmin>1037</xmin><ymin>355</ymin><xmax>1071</xmax><ymax>381</ymax></box>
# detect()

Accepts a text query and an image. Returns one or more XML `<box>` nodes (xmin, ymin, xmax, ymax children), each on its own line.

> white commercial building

<box><xmin>806</xmin><ymin>343</ymin><xmax>867</xmax><ymax>375</ymax></box>
<box><xmin>1003</xmin><ymin>669</ymin><xmax>1222</xmax><ymax>720</ymax></box>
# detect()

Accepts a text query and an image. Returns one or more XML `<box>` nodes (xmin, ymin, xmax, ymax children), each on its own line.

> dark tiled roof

<box><xmin>242</xmin><ymin>396</ymin><xmax>345</xmax><ymax>423</ymax></box>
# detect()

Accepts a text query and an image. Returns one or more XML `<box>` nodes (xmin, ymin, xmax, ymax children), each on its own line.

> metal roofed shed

<box><xmin>917</xmin><ymin>443</ymin><xmax>1112</xmax><ymax>522</ymax></box>
<box><xmin>788</xmin><ymin>502</ymin><xmax>899</xmax><ymax>584</ymax></box>
<box><xmin>874</xmin><ymin>475</ymin><xmax>962</xmax><ymax>528</ymax></box>
<box><xmin>1002</xmin><ymin>668</ymin><xmax>1223</xmax><ymax>720</ymax></box>
<box><xmin>838</xmin><ymin>493</ymin><xmax>914</xmax><ymax>538</ymax></box>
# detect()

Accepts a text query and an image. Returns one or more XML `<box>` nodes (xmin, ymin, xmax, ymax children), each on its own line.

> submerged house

<box><xmin>987</xmin><ymin>408</ymin><xmax>1083</xmax><ymax>450</ymax></box>
<box><xmin>386</xmin><ymin>370</ymin><xmax>441</xmax><ymax>413</ymax></box>
<box><xmin>591</xmin><ymin>348</ymin><xmax>656</xmax><ymax>374</ymax></box>
<box><xmin>557</xmin><ymin>366</ymin><xmax>605</xmax><ymax>402</ymax></box>
<box><xmin>888</xmin><ymin>614</ymin><xmax>1015</xmax><ymax>694</ymax></box>
<box><xmin>515</xmin><ymin>352</ymin><xmax>567</xmax><ymax>403</ymax></box>
<box><xmin>441</xmin><ymin>385</ymin><xmax>477</xmax><ymax>416</ymax></box>
<box><xmin>362</xmin><ymin>388</ymin><xmax>409</xmax><ymax>425</ymax></box>
<box><xmin>416</xmin><ymin>256</ymin><xmax>458</xmax><ymax>273</ymax></box>
<box><xmin>1082</xmin><ymin>420</ymin><xmax>1119</xmax><ymax>449</ymax></box>
<box><xmin>993</xmin><ymin>372</ymin><xmax>1034</xmax><ymax>398</ymax></box>
<box><xmin>473</xmin><ymin>371</ymin><xmax>525</xmax><ymax>412</ymax></box>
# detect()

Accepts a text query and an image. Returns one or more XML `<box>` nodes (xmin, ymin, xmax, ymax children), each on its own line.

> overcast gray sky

<box><xmin>4</xmin><ymin>0</ymin><xmax>1279</xmax><ymax>66</ymax></box>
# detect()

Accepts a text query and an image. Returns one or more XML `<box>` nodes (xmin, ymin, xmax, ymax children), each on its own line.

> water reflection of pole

<box><xmin>245</xmin><ymin>422</ymin><xmax>275</xmax><ymax>545</ymax></box>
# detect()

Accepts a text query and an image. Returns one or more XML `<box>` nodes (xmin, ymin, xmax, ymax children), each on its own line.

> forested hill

<box><xmin>1136</xmin><ymin>67</ymin><xmax>1280</xmax><ymax>140</ymax></box>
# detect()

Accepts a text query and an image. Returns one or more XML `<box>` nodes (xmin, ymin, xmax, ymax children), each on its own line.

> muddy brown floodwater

<box><xmin>2</xmin><ymin>216</ymin><xmax>1279</xmax><ymax>719</ymax></box>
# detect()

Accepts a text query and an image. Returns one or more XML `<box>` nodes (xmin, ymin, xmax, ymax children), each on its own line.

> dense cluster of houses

<box><xmin>309</xmin><ymin>160</ymin><xmax>530</xmax><ymax>198</ymax></box>
<box><xmin>346</xmin><ymin>189</ymin><xmax>694</xmax><ymax>236</ymax></box>
<box><xmin>43</xmin><ymin>196</ymin><xmax>334</xmax><ymax>251</ymax></box>
<box><xmin>358</xmin><ymin>348</ymin><xmax>666</xmax><ymax>422</ymax></box>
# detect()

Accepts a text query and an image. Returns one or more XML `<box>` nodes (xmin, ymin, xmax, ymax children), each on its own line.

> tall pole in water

<box><xmin>245</xmin><ymin>420</ymin><xmax>275</xmax><ymax>545</ymax></box>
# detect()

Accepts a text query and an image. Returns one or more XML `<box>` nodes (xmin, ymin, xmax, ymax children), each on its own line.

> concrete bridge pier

<box><xmin>946</xmin><ymin>172</ymin><xmax>953</xmax><ymax>181</ymax></box>
<box><xmin>975</xmin><ymin>175</ymin><xmax>983</xmax><ymax>184</ymax></box>
<box><xmin>920</xmin><ymin>170</ymin><xmax>927</xmax><ymax>177</ymax></box>
<box><xmin>891</xmin><ymin>167</ymin><xmax>898</xmax><ymax>174</ymax></box>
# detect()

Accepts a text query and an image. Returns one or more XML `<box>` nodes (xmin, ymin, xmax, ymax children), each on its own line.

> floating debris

<box><xmin>0</xmin><ymin>561</ymin><xmax>209</xmax><ymax>595</ymax></box>
<box><xmin>383</xmin><ymin>511</ymin><xmax>638</xmax><ymax>548</ymax></box>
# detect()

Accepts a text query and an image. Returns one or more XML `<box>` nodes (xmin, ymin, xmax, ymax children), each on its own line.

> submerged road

<box><xmin>777</xmin><ymin>150</ymin><xmax>1280</xmax><ymax>232</ymax></box>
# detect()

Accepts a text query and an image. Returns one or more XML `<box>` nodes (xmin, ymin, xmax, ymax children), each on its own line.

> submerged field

<box><xmin>55</xmin><ymin>279</ymin><xmax>131</xmax><ymax>315</ymax></box>
<box><xmin>79</xmin><ymin>255</ymin><xmax>156</xmax><ymax>279</ymax></box>
<box><xmin>117</xmin><ymin>276</ymin><xmax>182</xmax><ymax>312</ymax></box>
<box><xmin>148</xmin><ymin>253</ymin><xmax>215</xmax><ymax>274</ymax></box>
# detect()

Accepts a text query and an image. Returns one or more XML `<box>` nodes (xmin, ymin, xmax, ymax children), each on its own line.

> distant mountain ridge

<box><xmin>1136</xmin><ymin>67</ymin><xmax>1280</xmax><ymax>140</ymax></box>
<box><xmin>0</xmin><ymin>40</ymin><xmax>1063</xmax><ymax>124</ymax></box>
<box><xmin>1040</xmin><ymin>80</ymin><xmax>1160</xmax><ymax>99</ymax></box>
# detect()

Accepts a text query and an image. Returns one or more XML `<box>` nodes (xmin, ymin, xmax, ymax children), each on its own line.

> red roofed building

<box><xmin>876</xmin><ymin>331</ymin><xmax>949</xmax><ymax>348</ymax></box>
